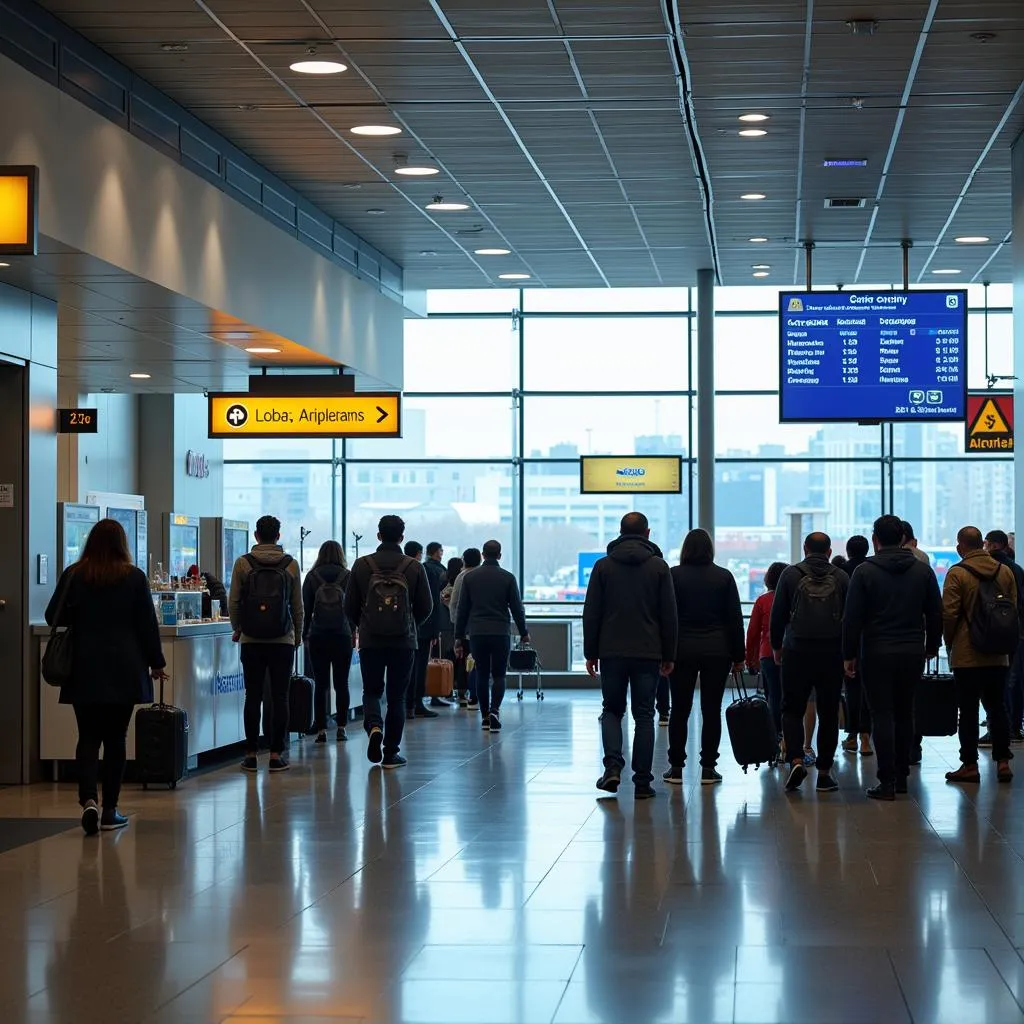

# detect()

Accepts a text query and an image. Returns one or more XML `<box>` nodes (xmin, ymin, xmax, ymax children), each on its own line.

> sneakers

<box><xmin>802</xmin><ymin>748</ymin><xmax>817</xmax><ymax>767</ymax></box>
<box><xmin>81</xmin><ymin>800</ymin><xmax>99</xmax><ymax>836</ymax></box>
<box><xmin>429</xmin><ymin>697</ymin><xmax>449</xmax><ymax>708</ymax></box>
<box><xmin>337</xmin><ymin>727</ymin><xmax>347</xmax><ymax>742</ymax></box>
<box><xmin>100</xmin><ymin>809</ymin><xmax>129</xmax><ymax>831</ymax></box>
<box><xmin>979</xmin><ymin>732</ymin><xmax>993</xmax><ymax>748</ymax></box>
<box><xmin>596</xmin><ymin>768</ymin><xmax>621</xmax><ymax>793</ymax></box>
<box><xmin>382</xmin><ymin>754</ymin><xmax>407</xmax><ymax>770</ymax></box>
<box><xmin>663</xmin><ymin>766</ymin><xmax>683</xmax><ymax>785</ymax></box>
<box><xmin>634</xmin><ymin>784</ymin><xmax>657</xmax><ymax>799</ymax></box>
<box><xmin>414</xmin><ymin>705</ymin><xmax>440</xmax><ymax>719</ymax></box>
<box><xmin>841</xmin><ymin>736</ymin><xmax>858</xmax><ymax>754</ymax></box>
<box><xmin>458</xmin><ymin>695</ymin><xmax>469</xmax><ymax>708</ymax></box>
<box><xmin>240</xmin><ymin>754</ymin><xmax>259</xmax><ymax>773</ymax></box>
<box><xmin>658</xmin><ymin>714</ymin><xmax>669</xmax><ymax>728</ymax></box>
<box><xmin>488</xmin><ymin>712</ymin><xmax>502</xmax><ymax>732</ymax></box>
<box><xmin>866</xmin><ymin>782</ymin><xmax>895</xmax><ymax>801</ymax></box>
<box><xmin>785</xmin><ymin>763</ymin><xmax>808</xmax><ymax>792</ymax></box>
<box><xmin>367</xmin><ymin>726</ymin><xmax>384</xmax><ymax>764</ymax></box>
<box><xmin>467</xmin><ymin>698</ymin><xmax>480</xmax><ymax>711</ymax></box>
<box><xmin>998</xmin><ymin>760</ymin><xmax>1014</xmax><ymax>783</ymax></box>
<box><xmin>816</xmin><ymin>770</ymin><xmax>838</xmax><ymax>793</ymax></box>
<box><xmin>701</xmin><ymin>768</ymin><xmax>723</xmax><ymax>785</ymax></box>
<box><xmin>945</xmin><ymin>763</ymin><xmax>981</xmax><ymax>784</ymax></box>
<box><xmin>481</xmin><ymin>718</ymin><xmax>490</xmax><ymax>731</ymax></box>
<box><xmin>314</xmin><ymin>732</ymin><xmax>327</xmax><ymax>745</ymax></box>
<box><xmin>268</xmin><ymin>756</ymin><xmax>290</xmax><ymax>773</ymax></box>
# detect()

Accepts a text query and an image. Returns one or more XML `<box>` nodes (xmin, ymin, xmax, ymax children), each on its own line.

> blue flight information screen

<box><xmin>779</xmin><ymin>290</ymin><xmax>967</xmax><ymax>422</ymax></box>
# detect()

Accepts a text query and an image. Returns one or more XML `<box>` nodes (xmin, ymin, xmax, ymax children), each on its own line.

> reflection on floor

<box><xmin>2</xmin><ymin>694</ymin><xmax>1024</xmax><ymax>1023</ymax></box>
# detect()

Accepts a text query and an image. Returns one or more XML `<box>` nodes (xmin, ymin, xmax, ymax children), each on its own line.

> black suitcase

<box><xmin>289</xmin><ymin>650</ymin><xmax>315</xmax><ymax>736</ymax></box>
<box><xmin>914</xmin><ymin>661</ymin><xmax>958</xmax><ymax>736</ymax></box>
<box><xmin>135</xmin><ymin>676</ymin><xmax>188</xmax><ymax>790</ymax></box>
<box><xmin>725</xmin><ymin>671</ymin><xmax>778</xmax><ymax>772</ymax></box>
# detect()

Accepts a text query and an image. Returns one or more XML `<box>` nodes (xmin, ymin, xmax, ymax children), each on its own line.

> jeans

<box><xmin>844</xmin><ymin>668</ymin><xmax>873</xmax><ymax>737</ymax></box>
<box><xmin>599</xmin><ymin>657</ymin><xmax>660</xmax><ymax>786</ymax></box>
<box><xmin>407</xmin><ymin>638</ymin><xmax>432</xmax><ymax>711</ymax></box>
<box><xmin>656</xmin><ymin>675</ymin><xmax>670</xmax><ymax>718</ymax></box>
<box><xmin>360</xmin><ymin>646</ymin><xmax>415</xmax><ymax>758</ymax></box>
<box><xmin>760</xmin><ymin>656</ymin><xmax>783</xmax><ymax>737</ymax></box>
<box><xmin>470</xmin><ymin>634</ymin><xmax>511</xmax><ymax>718</ymax></box>
<box><xmin>781</xmin><ymin>648</ymin><xmax>843</xmax><ymax>771</ymax></box>
<box><xmin>861</xmin><ymin>654</ymin><xmax>922</xmax><ymax>785</ymax></box>
<box><xmin>73</xmin><ymin>703</ymin><xmax>134</xmax><ymax>809</ymax></box>
<box><xmin>668</xmin><ymin>657</ymin><xmax>731</xmax><ymax>769</ymax></box>
<box><xmin>307</xmin><ymin>632</ymin><xmax>353</xmax><ymax>730</ymax></box>
<box><xmin>241</xmin><ymin>642</ymin><xmax>295</xmax><ymax>753</ymax></box>
<box><xmin>955</xmin><ymin>665</ymin><xmax>1012</xmax><ymax>763</ymax></box>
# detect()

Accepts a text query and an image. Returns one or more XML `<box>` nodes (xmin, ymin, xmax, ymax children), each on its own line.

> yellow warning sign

<box><xmin>966</xmin><ymin>393</ymin><xmax>1013</xmax><ymax>451</ymax></box>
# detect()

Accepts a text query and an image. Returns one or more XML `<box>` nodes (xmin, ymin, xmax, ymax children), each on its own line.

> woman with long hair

<box><xmin>663</xmin><ymin>528</ymin><xmax>745</xmax><ymax>786</ymax></box>
<box><xmin>45</xmin><ymin>518</ymin><xmax>166</xmax><ymax>835</ymax></box>
<box><xmin>746</xmin><ymin>561</ymin><xmax>788</xmax><ymax>762</ymax></box>
<box><xmin>301</xmin><ymin>540</ymin><xmax>353</xmax><ymax>742</ymax></box>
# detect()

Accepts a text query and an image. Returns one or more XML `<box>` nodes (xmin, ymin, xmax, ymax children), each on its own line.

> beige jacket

<box><xmin>942</xmin><ymin>549</ymin><xmax>1017</xmax><ymax>669</ymax></box>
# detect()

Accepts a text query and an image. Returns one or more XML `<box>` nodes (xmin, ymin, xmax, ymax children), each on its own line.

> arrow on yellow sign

<box><xmin>208</xmin><ymin>392</ymin><xmax>402</xmax><ymax>439</ymax></box>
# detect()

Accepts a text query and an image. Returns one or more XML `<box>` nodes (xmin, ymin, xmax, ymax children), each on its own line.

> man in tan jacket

<box><xmin>942</xmin><ymin>526</ymin><xmax>1017</xmax><ymax>784</ymax></box>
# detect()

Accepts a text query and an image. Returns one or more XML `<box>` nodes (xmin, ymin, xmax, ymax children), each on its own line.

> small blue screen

<box><xmin>779</xmin><ymin>290</ymin><xmax>967</xmax><ymax>422</ymax></box>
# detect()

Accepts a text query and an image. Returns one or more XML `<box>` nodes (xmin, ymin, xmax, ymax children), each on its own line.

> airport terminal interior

<box><xmin>1</xmin><ymin>0</ymin><xmax>1024</xmax><ymax>1021</ymax></box>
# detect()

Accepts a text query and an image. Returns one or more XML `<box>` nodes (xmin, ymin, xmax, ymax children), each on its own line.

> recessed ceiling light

<box><xmin>395</xmin><ymin>165</ymin><xmax>439</xmax><ymax>176</ymax></box>
<box><xmin>499</xmin><ymin>273</ymin><xmax>531</xmax><ymax>280</ymax></box>
<box><xmin>738</xmin><ymin>129</ymin><xmax>768</xmax><ymax>137</ymax></box>
<box><xmin>752</xmin><ymin>271</ymin><xmax>771</xmax><ymax>278</ymax></box>
<box><xmin>426</xmin><ymin>196</ymin><xmax>469</xmax><ymax>211</ymax></box>
<box><xmin>0</xmin><ymin>262</ymin><xmax>9</xmax><ymax>268</ymax></box>
<box><xmin>752</xmin><ymin>264</ymin><xmax>771</xmax><ymax>270</ymax></box>
<box><xmin>245</xmin><ymin>346</ymin><xmax>281</xmax><ymax>355</ymax></box>
<box><xmin>748</xmin><ymin>237</ymin><xmax>769</xmax><ymax>243</ymax></box>
<box><xmin>739</xmin><ymin>113</ymin><xmax>770</xmax><ymax>122</ymax></box>
<box><xmin>419</xmin><ymin>250</ymin><xmax>438</xmax><ymax>257</ymax></box>
<box><xmin>954</xmin><ymin>235</ymin><xmax>990</xmax><ymax>244</ymax></box>
<box><xmin>931</xmin><ymin>268</ymin><xmax>961</xmax><ymax>275</ymax></box>
<box><xmin>475</xmin><ymin>248</ymin><xmax>511</xmax><ymax>255</ymax></box>
<box><xmin>350</xmin><ymin>124</ymin><xmax>402</xmax><ymax>136</ymax></box>
<box><xmin>741</xmin><ymin>193</ymin><xmax>767</xmax><ymax>200</ymax></box>
<box><xmin>289</xmin><ymin>59</ymin><xmax>347</xmax><ymax>75</ymax></box>
<box><xmin>129</xmin><ymin>372</ymin><xmax>151</xmax><ymax>379</ymax></box>
<box><xmin>365</xmin><ymin>208</ymin><xmax>386</xmax><ymax>215</ymax></box>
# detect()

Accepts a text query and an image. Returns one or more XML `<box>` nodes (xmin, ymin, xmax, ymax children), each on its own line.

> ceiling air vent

<box><xmin>824</xmin><ymin>197</ymin><xmax>867</xmax><ymax>209</ymax></box>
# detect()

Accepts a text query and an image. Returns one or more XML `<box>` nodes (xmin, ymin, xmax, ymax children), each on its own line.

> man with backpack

<box><xmin>344</xmin><ymin>515</ymin><xmax>433</xmax><ymax>768</ymax></box>
<box><xmin>229</xmin><ymin>515</ymin><xmax>304</xmax><ymax>774</ymax></box>
<box><xmin>842</xmin><ymin>515</ymin><xmax>942</xmax><ymax>800</ymax></box>
<box><xmin>770</xmin><ymin>532</ymin><xmax>849</xmax><ymax>794</ymax></box>
<box><xmin>406</xmin><ymin>540</ymin><xmax>447</xmax><ymax>719</ymax></box>
<box><xmin>942</xmin><ymin>526</ymin><xmax>1018</xmax><ymax>785</ymax></box>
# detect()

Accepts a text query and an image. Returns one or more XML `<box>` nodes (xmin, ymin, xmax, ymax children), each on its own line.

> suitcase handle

<box><xmin>732</xmin><ymin>669</ymin><xmax>753</xmax><ymax>700</ymax></box>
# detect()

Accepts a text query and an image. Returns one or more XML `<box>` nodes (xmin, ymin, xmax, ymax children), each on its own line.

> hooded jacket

<box><xmin>842</xmin><ymin>546</ymin><xmax>942</xmax><ymax>660</ymax></box>
<box><xmin>582</xmin><ymin>535</ymin><xmax>678</xmax><ymax>662</ymax></box>
<box><xmin>942</xmin><ymin>549</ymin><xmax>1018</xmax><ymax>669</ymax></box>
<box><xmin>672</xmin><ymin>561</ymin><xmax>745</xmax><ymax>662</ymax></box>
<box><xmin>770</xmin><ymin>554</ymin><xmax>850</xmax><ymax>653</ymax></box>
<box><xmin>228</xmin><ymin>543</ymin><xmax>303</xmax><ymax>646</ymax></box>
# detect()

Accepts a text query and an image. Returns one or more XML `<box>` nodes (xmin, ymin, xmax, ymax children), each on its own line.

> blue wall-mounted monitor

<box><xmin>779</xmin><ymin>290</ymin><xmax>967</xmax><ymax>423</ymax></box>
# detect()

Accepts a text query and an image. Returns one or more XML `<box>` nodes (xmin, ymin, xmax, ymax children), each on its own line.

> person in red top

<box><xmin>746</xmin><ymin>561</ymin><xmax>787</xmax><ymax>762</ymax></box>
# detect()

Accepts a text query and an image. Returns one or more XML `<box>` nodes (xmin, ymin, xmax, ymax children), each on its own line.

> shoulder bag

<box><xmin>42</xmin><ymin>573</ymin><xmax>76</xmax><ymax>687</ymax></box>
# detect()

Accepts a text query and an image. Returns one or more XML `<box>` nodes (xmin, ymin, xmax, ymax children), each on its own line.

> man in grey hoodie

<box><xmin>229</xmin><ymin>515</ymin><xmax>303</xmax><ymax>774</ymax></box>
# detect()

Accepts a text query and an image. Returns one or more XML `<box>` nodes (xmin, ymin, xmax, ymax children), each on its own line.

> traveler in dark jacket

<box><xmin>583</xmin><ymin>512</ymin><xmax>678</xmax><ymax>799</ymax></box>
<box><xmin>664</xmin><ymin>529</ymin><xmax>745</xmax><ymax>786</ymax></box>
<box><xmin>345</xmin><ymin>515</ymin><xmax>433</xmax><ymax>768</ymax></box>
<box><xmin>408</xmin><ymin>541</ymin><xmax>447</xmax><ymax>717</ymax></box>
<box><xmin>302</xmin><ymin>540</ymin><xmax>353</xmax><ymax>744</ymax></box>
<box><xmin>455</xmin><ymin>540</ymin><xmax>529</xmax><ymax>732</ymax></box>
<box><xmin>942</xmin><ymin>526</ymin><xmax>1017</xmax><ymax>786</ymax></box>
<box><xmin>770</xmin><ymin>531</ymin><xmax>849</xmax><ymax>795</ymax></box>
<box><xmin>985</xmin><ymin>529</ymin><xmax>1024</xmax><ymax>742</ymax></box>
<box><xmin>746</xmin><ymin>560</ymin><xmax>787</xmax><ymax>758</ymax></box>
<box><xmin>843</xmin><ymin>515</ymin><xmax>942</xmax><ymax>800</ymax></box>
<box><xmin>439</xmin><ymin>556</ymin><xmax>466</xmax><ymax>702</ymax></box>
<box><xmin>840</xmin><ymin>535</ymin><xmax>874</xmax><ymax>757</ymax></box>
<box><xmin>45</xmin><ymin>518</ymin><xmax>166</xmax><ymax>835</ymax></box>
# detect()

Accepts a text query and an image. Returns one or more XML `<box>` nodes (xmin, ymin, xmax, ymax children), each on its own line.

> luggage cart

<box><xmin>510</xmin><ymin>642</ymin><xmax>544</xmax><ymax>701</ymax></box>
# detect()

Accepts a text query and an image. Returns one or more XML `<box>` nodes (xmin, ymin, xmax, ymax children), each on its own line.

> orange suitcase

<box><xmin>425</xmin><ymin>647</ymin><xmax>454</xmax><ymax>697</ymax></box>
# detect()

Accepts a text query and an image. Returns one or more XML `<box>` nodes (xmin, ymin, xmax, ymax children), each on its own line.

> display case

<box><xmin>200</xmin><ymin>517</ymin><xmax>249</xmax><ymax>582</ymax></box>
<box><xmin>57</xmin><ymin>503</ymin><xmax>100</xmax><ymax>572</ymax></box>
<box><xmin>163</xmin><ymin>513</ymin><xmax>200</xmax><ymax>578</ymax></box>
<box><xmin>153</xmin><ymin>590</ymin><xmax>204</xmax><ymax>626</ymax></box>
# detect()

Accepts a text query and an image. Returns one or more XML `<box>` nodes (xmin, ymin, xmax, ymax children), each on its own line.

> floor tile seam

<box><xmin>983</xmin><ymin>947</ymin><xmax>1024</xmax><ymax>1013</ymax></box>
<box><xmin>140</xmin><ymin>943</ymin><xmax>252</xmax><ymax>1018</ymax></box>
<box><xmin>885</xmin><ymin>949</ymin><xmax>917</xmax><ymax>1024</ymax></box>
<box><xmin>545</xmin><ymin>974</ymin><xmax>578</xmax><ymax>1024</ymax></box>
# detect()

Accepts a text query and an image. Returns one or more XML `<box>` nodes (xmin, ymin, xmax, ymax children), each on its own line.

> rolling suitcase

<box><xmin>135</xmin><ymin>676</ymin><xmax>188</xmax><ymax>790</ymax></box>
<box><xmin>425</xmin><ymin>642</ymin><xmax>455</xmax><ymax>698</ymax></box>
<box><xmin>914</xmin><ymin>659</ymin><xmax>958</xmax><ymax>736</ymax></box>
<box><xmin>725</xmin><ymin>671</ymin><xmax>777</xmax><ymax>772</ymax></box>
<box><xmin>289</xmin><ymin>650</ymin><xmax>315</xmax><ymax>736</ymax></box>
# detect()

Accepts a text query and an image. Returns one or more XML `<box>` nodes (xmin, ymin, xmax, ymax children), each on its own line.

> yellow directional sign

<box><xmin>208</xmin><ymin>392</ymin><xmax>401</xmax><ymax>439</ymax></box>
<box><xmin>0</xmin><ymin>166</ymin><xmax>38</xmax><ymax>255</ymax></box>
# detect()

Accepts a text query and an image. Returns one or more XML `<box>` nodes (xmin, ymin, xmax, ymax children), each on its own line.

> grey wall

<box><xmin>1014</xmin><ymin>131</ymin><xmax>1023</xmax><ymax>539</ymax></box>
<box><xmin>57</xmin><ymin>390</ymin><xmax>139</xmax><ymax>501</ymax></box>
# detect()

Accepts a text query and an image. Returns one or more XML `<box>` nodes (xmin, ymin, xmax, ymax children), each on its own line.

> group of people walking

<box><xmin>583</xmin><ymin>512</ymin><xmax>1021</xmax><ymax>801</ymax></box>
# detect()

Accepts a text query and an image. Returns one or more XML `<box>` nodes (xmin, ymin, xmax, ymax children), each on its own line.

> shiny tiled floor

<box><xmin>3</xmin><ymin>695</ymin><xmax>1024</xmax><ymax>1023</ymax></box>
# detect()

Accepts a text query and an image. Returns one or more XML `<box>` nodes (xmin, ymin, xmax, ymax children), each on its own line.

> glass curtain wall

<box><xmin>224</xmin><ymin>284</ymin><xmax>1013</xmax><ymax>605</ymax></box>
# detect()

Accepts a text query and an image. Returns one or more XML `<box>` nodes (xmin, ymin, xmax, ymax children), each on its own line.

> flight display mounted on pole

<box><xmin>208</xmin><ymin>392</ymin><xmax>401</xmax><ymax>439</ymax></box>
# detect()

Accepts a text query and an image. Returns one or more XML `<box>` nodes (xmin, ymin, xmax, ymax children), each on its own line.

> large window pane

<box><xmin>522</xmin><ymin>287</ymin><xmax>689</xmax><ymax>313</ymax></box>
<box><xmin>524</xmin><ymin>316</ymin><xmax>689</xmax><ymax>391</ymax></box>
<box><xmin>523</xmin><ymin>396</ymin><xmax>690</xmax><ymax>457</ymax></box>
<box><xmin>967</xmin><ymin>312</ymin><xmax>1012</xmax><ymax>390</ymax></box>
<box><xmin>427</xmin><ymin>289</ymin><xmax>520</xmax><ymax>314</ymax></box>
<box><xmin>347</xmin><ymin>397</ymin><xmax>515</xmax><ymax>459</ymax></box>
<box><xmin>345</xmin><ymin>462</ymin><xmax>515</xmax><ymax>569</ymax></box>
<box><xmin>223</xmin><ymin>438</ymin><xmax>333</xmax><ymax>461</ymax></box>
<box><xmin>714</xmin><ymin>315</ymin><xmax>778</xmax><ymax>391</ymax></box>
<box><xmin>405</xmin><ymin>316</ymin><xmax>517</xmax><ymax>391</ymax></box>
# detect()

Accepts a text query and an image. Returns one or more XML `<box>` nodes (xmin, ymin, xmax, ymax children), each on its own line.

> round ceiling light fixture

<box><xmin>739</xmin><ymin>113</ymin><xmax>770</xmax><ymax>122</ymax></box>
<box><xmin>748</xmin><ymin>236</ymin><xmax>769</xmax><ymax>243</ymax></box>
<box><xmin>0</xmin><ymin>262</ymin><xmax>9</xmax><ymax>268</ymax></box>
<box><xmin>394</xmin><ymin>165</ymin><xmax>440</xmax><ymax>176</ymax></box>
<box><xmin>752</xmin><ymin>271</ymin><xmax>771</xmax><ymax>278</ymax></box>
<box><xmin>289</xmin><ymin>50</ymin><xmax>347</xmax><ymax>74</ymax></box>
<box><xmin>475</xmin><ymin>247</ymin><xmax>511</xmax><ymax>255</ymax></box>
<box><xmin>954</xmin><ymin>235</ymin><xmax>990</xmax><ymax>244</ymax></box>
<box><xmin>741</xmin><ymin>192</ymin><xmax>767</xmax><ymax>200</ymax></box>
<box><xmin>499</xmin><ymin>273</ymin><xmax>531</xmax><ymax>280</ymax></box>
<box><xmin>752</xmin><ymin>264</ymin><xmax>771</xmax><ymax>270</ymax></box>
<box><xmin>245</xmin><ymin>346</ymin><xmax>281</xmax><ymax>355</ymax></box>
<box><xmin>931</xmin><ymin>268</ymin><xmax>961</xmax><ymax>275</ymax></box>
<box><xmin>350</xmin><ymin>124</ymin><xmax>402</xmax><ymax>136</ymax></box>
<box><xmin>738</xmin><ymin>128</ymin><xmax>768</xmax><ymax>137</ymax></box>
<box><xmin>129</xmin><ymin>372</ymin><xmax>152</xmax><ymax>379</ymax></box>
<box><xmin>426</xmin><ymin>196</ymin><xmax>469</xmax><ymax>211</ymax></box>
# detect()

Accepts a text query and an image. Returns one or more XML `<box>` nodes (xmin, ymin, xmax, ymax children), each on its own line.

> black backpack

<box><xmin>311</xmin><ymin>568</ymin><xmax>349</xmax><ymax>634</ymax></box>
<box><xmin>239</xmin><ymin>554</ymin><xmax>294</xmax><ymax>639</ymax></box>
<box><xmin>788</xmin><ymin>566</ymin><xmax>843</xmax><ymax>641</ymax></box>
<box><xmin>963</xmin><ymin>564</ymin><xmax>1019</xmax><ymax>656</ymax></box>
<box><xmin>360</xmin><ymin>556</ymin><xmax>414</xmax><ymax>639</ymax></box>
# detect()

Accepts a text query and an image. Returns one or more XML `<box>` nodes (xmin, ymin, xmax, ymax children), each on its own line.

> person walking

<box><xmin>451</xmin><ymin>547</ymin><xmax>482</xmax><ymax>709</ymax></box>
<box><xmin>302</xmin><ymin>540</ymin><xmax>353</xmax><ymax>744</ymax></box>
<box><xmin>770</xmin><ymin>532</ymin><xmax>849</xmax><ymax>795</ymax></box>
<box><xmin>984</xmin><ymin>529</ymin><xmax>1024</xmax><ymax>744</ymax></box>
<box><xmin>229</xmin><ymin>515</ymin><xmax>303</xmax><ymax>774</ymax></box>
<box><xmin>840</xmin><ymin>535</ymin><xmax>874</xmax><ymax>757</ymax></box>
<box><xmin>455</xmin><ymin>540</ymin><xmax>529</xmax><ymax>732</ymax></box>
<box><xmin>664</xmin><ymin>529</ymin><xmax>745</xmax><ymax>785</ymax></box>
<box><xmin>901</xmin><ymin>521</ymin><xmax>930</xmax><ymax>566</ymax></box>
<box><xmin>344</xmin><ymin>515</ymin><xmax>433</xmax><ymax>769</ymax></box>
<box><xmin>407</xmin><ymin>541</ymin><xmax>447</xmax><ymax>717</ymax></box>
<box><xmin>842</xmin><ymin>516</ymin><xmax>942</xmax><ymax>800</ymax></box>
<box><xmin>746</xmin><ymin>561</ymin><xmax>787</xmax><ymax>763</ymax></box>
<box><xmin>45</xmin><ymin>518</ymin><xmax>166</xmax><ymax>834</ymax></box>
<box><xmin>439</xmin><ymin>555</ymin><xmax>465</xmax><ymax>704</ymax></box>
<box><xmin>582</xmin><ymin>512</ymin><xmax>677</xmax><ymax>799</ymax></box>
<box><xmin>942</xmin><ymin>526</ymin><xmax>1017</xmax><ymax>786</ymax></box>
